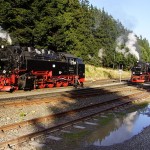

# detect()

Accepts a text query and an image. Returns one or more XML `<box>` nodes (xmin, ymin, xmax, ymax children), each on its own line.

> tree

<box><xmin>1</xmin><ymin>0</ymin><xmax>149</xmax><ymax>70</ymax></box>
<box><xmin>0</xmin><ymin>0</ymin><xmax>35</xmax><ymax>45</ymax></box>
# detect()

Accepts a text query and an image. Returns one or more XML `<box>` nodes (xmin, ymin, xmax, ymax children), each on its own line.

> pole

<box><xmin>120</xmin><ymin>72</ymin><xmax>121</xmax><ymax>82</ymax></box>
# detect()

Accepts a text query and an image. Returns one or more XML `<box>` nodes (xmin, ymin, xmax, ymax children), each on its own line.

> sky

<box><xmin>88</xmin><ymin>0</ymin><xmax>150</xmax><ymax>42</ymax></box>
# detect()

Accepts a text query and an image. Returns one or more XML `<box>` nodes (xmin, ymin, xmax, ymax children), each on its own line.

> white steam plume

<box><xmin>0</xmin><ymin>28</ymin><xmax>12</xmax><ymax>45</ymax></box>
<box><xmin>115</xmin><ymin>33</ymin><xmax>140</xmax><ymax>60</ymax></box>
<box><xmin>98</xmin><ymin>48</ymin><xmax>104</xmax><ymax>59</ymax></box>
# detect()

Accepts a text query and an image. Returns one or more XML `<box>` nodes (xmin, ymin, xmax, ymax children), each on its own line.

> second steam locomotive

<box><xmin>130</xmin><ymin>61</ymin><xmax>150</xmax><ymax>83</ymax></box>
<box><xmin>0</xmin><ymin>46</ymin><xmax>85</xmax><ymax>92</ymax></box>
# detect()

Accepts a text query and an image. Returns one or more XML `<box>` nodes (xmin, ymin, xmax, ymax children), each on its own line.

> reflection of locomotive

<box><xmin>0</xmin><ymin>46</ymin><xmax>85</xmax><ymax>92</ymax></box>
<box><xmin>130</xmin><ymin>61</ymin><xmax>150</xmax><ymax>83</ymax></box>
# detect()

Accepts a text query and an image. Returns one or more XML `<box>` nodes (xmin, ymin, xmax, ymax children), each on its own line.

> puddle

<box><xmin>90</xmin><ymin>104</ymin><xmax>150</xmax><ymax>146</ymax></box>
<box><xmin>51</xmin><ymin>103</ymin><xmax>150</xmax><ymax>150</ymax></box>
<box><xmin>42</xmin><ymin>104</ymin><xmax>150</xmax><ymax>150</ymax></box>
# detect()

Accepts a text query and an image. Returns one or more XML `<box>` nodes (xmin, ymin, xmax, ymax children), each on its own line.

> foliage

<box><xmin>0</xmin><ymin>37</ymin><xmax>9</xmax><ymax>46</ymax></box>
<box><xmin>0</xmin><ymin>0</ymin><xmax>150</xmax><ymax>69</ymax></box>
<box><xmin>138</xmin><ymin>36</ymin><xmax>150</xmax><ymax>62</ymax></box>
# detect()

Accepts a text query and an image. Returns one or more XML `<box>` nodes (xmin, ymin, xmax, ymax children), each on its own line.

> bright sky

<box><xmin>88</xmin><ymin>0</ymin><xmax>150</xmax><ymax>43</ymax></box>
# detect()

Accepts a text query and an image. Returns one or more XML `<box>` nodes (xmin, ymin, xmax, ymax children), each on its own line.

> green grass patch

<box><xmin>19</xmin><ymin>112</ymin><xmax>27</xmax><ymax>117</ymax></box>
<box><xmin>134</xmin><ymin>102</ymin><xmax>148</xmax><ymax>107</ymax></box>
<box><xmin>126</xmin><ymin>102</ymin><xmax>148</xmax><ymax>113</ymax></box>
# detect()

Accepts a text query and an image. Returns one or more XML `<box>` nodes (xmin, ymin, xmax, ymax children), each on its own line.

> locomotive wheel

<box><xmin>55</xmin><ymin>81</ymin><xmax>62</xmax><ymax>87</ymax></box>
<box><xmin>47</xmin><ymin>83</ymin><xmax>54</xmax><ymax>88</ymax></box>
<box><xmin>38</xmin><ymin>84</ymin><xmax>45</xmax><ymax>89</ymax></box>
<box><xmin>62</xmin><ymin>81</ymin><xmax>68</xmax><ymax>87</ymax></box>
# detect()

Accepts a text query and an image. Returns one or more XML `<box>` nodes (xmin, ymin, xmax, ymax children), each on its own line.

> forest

<box><xmin>0</xmin><ymin>0</ymin><xmax>150</xmax><ymax>70</ymax></box>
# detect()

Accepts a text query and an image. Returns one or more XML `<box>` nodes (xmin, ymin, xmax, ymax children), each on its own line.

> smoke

<box><xmin>98</xmin><ymin>48</ymin><xmax>104</xmax><ymax>59</ymax></box>
<box><xmin>115</xmin><ymin>33</ymin><xmax>140</xmax><ymax>60</ymax></box>
<box><xmin>0</xmin><ymin>28</ymin><xmax>12</xmax><ymax>45</ymax></box>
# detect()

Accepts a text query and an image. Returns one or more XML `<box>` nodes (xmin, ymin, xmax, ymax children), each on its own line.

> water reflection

<box><xmin>91</xmin><ymin>104</ymin><xmax>150</xmax><ymax>146</ymax></box>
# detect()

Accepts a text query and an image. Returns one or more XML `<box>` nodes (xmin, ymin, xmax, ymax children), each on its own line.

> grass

<box><xmin>127</xmin><ymin>102</ymin><xmax>149</xmax><ymax>112</ymax></box>
<box><xmin>20</xmin><ymin>112</ymin><xmax>27</xmax><ymax>117</ymax></box>
<box><xmin>85</xmin><ymin>64</ymin><xmax>131</xmax><ymax>81</ymax></box>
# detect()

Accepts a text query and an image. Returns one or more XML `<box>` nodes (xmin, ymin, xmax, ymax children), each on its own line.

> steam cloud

<box><xmin>0</xmin><ymin>28</ymin><xmax>12</xmax><ymax>45</ymax></box>
<box><xmin>115</xmin><ymin>33</ymin><xmax>140</xmax><ymax>60</ymax></box>
<box><xmin>98</xmin><ymin>48</ymin><xmax>103</xmax><ymax>59</ymax></box>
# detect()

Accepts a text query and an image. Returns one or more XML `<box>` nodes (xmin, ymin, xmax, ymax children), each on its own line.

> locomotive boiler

<box><xmin>0</xmin><ymin>46</ymin><xmax>85</xmax><ymax>92</ymax></box>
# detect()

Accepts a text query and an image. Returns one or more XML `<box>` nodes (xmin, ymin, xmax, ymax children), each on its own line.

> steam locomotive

<box><xmin>130</xmin><ymin>61</ymin><xmax>150</xmax><ymax>83</ymax></box>
<box><xmin>0</xmin><ymin>46</ymin><xmax>85</xmax><ymax>92</ymax></box>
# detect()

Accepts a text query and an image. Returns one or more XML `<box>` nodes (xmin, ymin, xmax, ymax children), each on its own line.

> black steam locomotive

<box><xmin>0</xmin><ymin>46</ymin><xmax>85</xmax><ymax>92</ymax></box>
<box><xmin>130</xmin><ymin>61</ymin><xmax>150</xmax><ymax>83</ymax></box>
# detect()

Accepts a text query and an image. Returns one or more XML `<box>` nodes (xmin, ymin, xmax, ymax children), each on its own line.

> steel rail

<box><xmin>0</xmin><ymin>87</ymin><xmax>138</xmax><ymax>108</ymax></box>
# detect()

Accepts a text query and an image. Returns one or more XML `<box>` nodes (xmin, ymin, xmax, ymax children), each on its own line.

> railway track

<box><xmin>0</xmin><ymin>86</ymin><xmax>149</xmax><ymax>149</ymax></box>
<box><xmin>0</xmin><ymin>86</ymin><xmax>138</xmax><ymax>108</ymax></box>
<box><xmin>0</xmin><ymin>80</ymin><xmax>127</xmax><ymax>101</ymax></box>
<box><xmin>0</xmin><ymin>84</ymin><xmax>134</xmax><ymax>128</ymax></box>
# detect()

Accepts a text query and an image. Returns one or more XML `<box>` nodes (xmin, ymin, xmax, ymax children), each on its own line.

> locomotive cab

<box><xmin>60</xmin><ymin>53</ymin><xmax>85</xmax><ymax>83</ymax></box>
